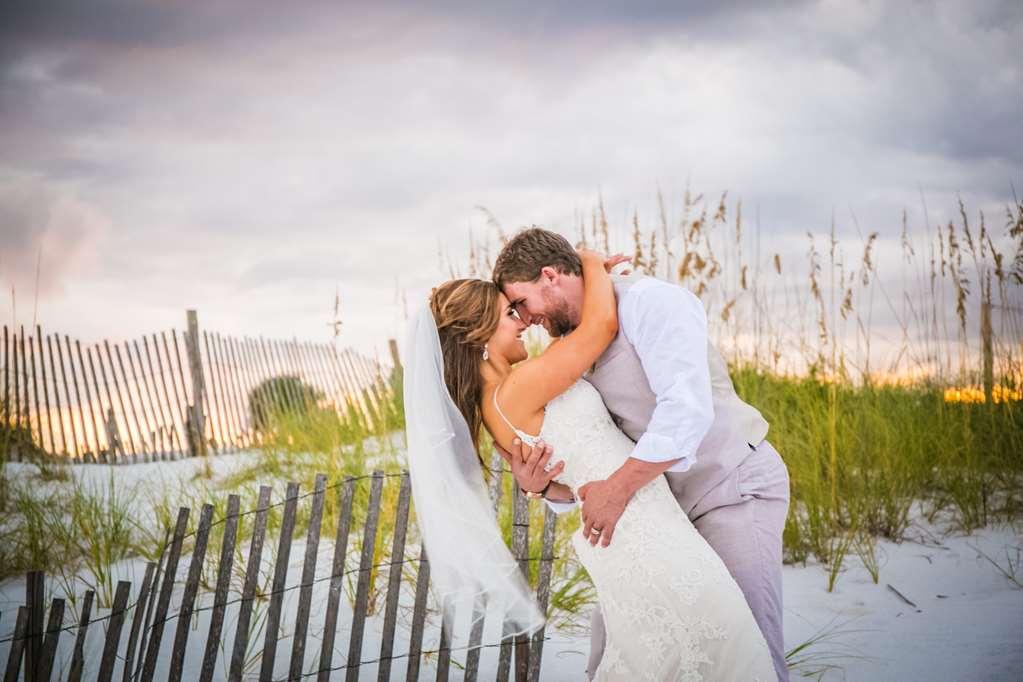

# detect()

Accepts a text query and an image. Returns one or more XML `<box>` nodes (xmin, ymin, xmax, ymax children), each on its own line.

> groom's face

<box><xmin>502</xmin><ymin>267</ymin><xmax>580</xmax><ymax>337</ymax></box>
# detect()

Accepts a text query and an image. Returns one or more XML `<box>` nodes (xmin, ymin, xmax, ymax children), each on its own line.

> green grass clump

<box><xmin>732</xmin><ymin>366</ymin><xmax>1023</xmax><ymax>585</ymax></box>
<box><xmin>1</xmin><ymin>469</ymin><xmax>141</xmax><ymax>606</ymax></box>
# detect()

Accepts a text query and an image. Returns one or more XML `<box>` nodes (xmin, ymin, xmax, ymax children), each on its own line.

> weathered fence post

<box><xmin>435</xmin><ymin>599</ymin><xmax>453</xmax><ymax>681</ymax></box>
<box><xmin>497</xmin><ymin>486</ymin><xmax>532</xmax><ymax>682</ymax></box>
<box><xmin>377</xmin><ymin>473</ymin><xmax>412</xmax><ymax>682</ymax></box>
<box><xmin>140</xmin><ymin>507</ymin><xmax>190</xmax><ymax>682</ymax></box>
<box><xmin>388</xmin><ymin>338</ymin><xmax>402</xmax><ymax>380</ymax></box>
<box><xmin>36</xmin><ymin>597</ymin><xmax>65</xmax><ymax>682</ymax></box>
<box><xmin>36</xmin><ymin>329</ymin><xmax>54</xmax><ymax>458</ymax></box>
<box><xmin>289</xmin><ymin>474</ymin><xmax>327</xmax><ymax>680</ymax></box>
<box><xmin>122</xmin><ymin>563</ymin><xmax>156</xmax><ymax>682</ymax></box>
<box><xmin>318</xmin><ymin>477</ymin><xmax>356</xmax><ymax>682</ymax></box>
<box><xmin>228</xmin><ymin>486</ymin><xmax>272</xmax><ymax>682</ymax></box>
<box><xmin>97</xmin><ymin>582</ymin><xmax>130</xmax><ymax>682</ymax></box>
<box><xmin>17</xmin><ymin>327</ymin><xmax>27</xmax><ymax>460</ymax></box>
<box><xmin>11</xmin><ymin>327</ymin><xmax>19</xmax><ymax>462</ymax></box>
<box><xmin>199</xmin><ymin>495</ymin><xmax>240</xmax><ymax>682</ymax></box>
<box><xmin>464</xmin><ymin>594</ymin><xmax>487</xmax><ymax>682</ymax></box>
<box><xmin>67</xmin><ymin>589</ymin><xmax>94</xmax><ymax>682</ymax></box>
<box><xmin>64</xmin><ymin>335</ymin><xmax>87</xmax><ymax>462</ymax></box>
<box><xmin>25</xmin><ymin>569</ymin><xmax>44</xmax><ymax>682</ymax></box>
<box><xmin>104</xmin><ymin>408</ymin><xmax>123</xmax><ymax>462</ymax></box>
<box><xmin>529</xmin><ymin>508</ymin><xmax>558</xmax><ymax>682</ymax></box>
<box><xmin>45</xmin><ymin>336</ymin><xmax>68</xmax><ymax>460</ymax></box>
<box><xmin>346</xmin><ymin>471</ymin><xmax>384</xmax><ymax>682</ymax></box>
<box><xmin>184</xmin><ymin>310</ymin><xmax>208</xmax><ymax>457</ymax></box>
<box><xmin>405</xmin><ymin>548</ymin><xmax>431</xmax><ymax>682</ymax></box>
<box><xmin>28</xmin><ymin>332</ymin><xmax>43</xmax><ymax>454</ymax></box>
<box><xmin>76</xmin><ymin>340</ymin><xmax>102</xmax><ymax>462</ymax></box>
<box><xmin>168</xmin><ymin>504</ymin><xmax>214</xmax><ymax>682</ymax></box>
<box><xmin>83</xmin><ymin>347</ymin><xmax>108</xmax><ymax>462</ymax></box>
<box><xmin>3</xmin><ymin>326</ymin><xmax>9</xmax><ymax>440</ymax></box>
<box><xmin>4</xmin><ymin>606</ymin><xmax>29</xmax><ymax>682</ymax></box>
<box><xmin>259</xmin><ymin>481</ymin><xmax>300</xmax><ymax>681</ymax></box>
<box><xmin>512</xmin><ymin>486</ymin><xmax>530</xmax><ymax>682</ymax></box>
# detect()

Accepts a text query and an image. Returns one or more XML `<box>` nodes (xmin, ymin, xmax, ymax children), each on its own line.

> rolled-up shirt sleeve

<box><xmin>620</xmin><ymin>279</ymin><xmax>714</xmax><ymax>473</ymax></box>
<box><xmin>543</xmin><ymin>497</ymin><xmax>578</xmax><ymax>514</ymax></box>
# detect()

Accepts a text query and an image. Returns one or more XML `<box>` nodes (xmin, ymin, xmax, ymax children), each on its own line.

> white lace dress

<box><xmin>536</xmin><ymin>379</ymin><xmax>777</xmax><ymax>681</ymax></box>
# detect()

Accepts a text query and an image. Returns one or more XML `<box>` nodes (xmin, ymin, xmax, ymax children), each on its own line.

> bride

<box><xmin>403</xmin><ymin>248</ymin><xmax>776</xmax><ymax>681</ymax></box>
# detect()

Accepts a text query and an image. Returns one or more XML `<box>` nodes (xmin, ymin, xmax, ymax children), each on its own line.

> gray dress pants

<box><xmin>586</xmin><ymin>439</ymin><xmax>791</xmax><ymax>681</ymax></box>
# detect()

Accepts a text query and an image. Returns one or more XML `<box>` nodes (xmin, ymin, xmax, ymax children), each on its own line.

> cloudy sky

<box><xmin>1</xmin><ymin>0</ymin><xmax>1020</xmax><ymax>358</ymax></box>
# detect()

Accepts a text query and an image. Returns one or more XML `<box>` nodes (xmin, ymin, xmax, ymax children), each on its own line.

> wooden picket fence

<box><xmin>0</xmin><ymin>310</ymin><xmax>397</xmax><ymax>464</ymax></box>
<box><xmin>0</xmin><ymin>470</ymin><xmax>557</xmax><ymax>681</ymax></box>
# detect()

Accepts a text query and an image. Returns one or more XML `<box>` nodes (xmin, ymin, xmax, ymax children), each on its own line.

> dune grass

<box><xmin>1</xmin><ymin>466</ymin><xmax>140</xmax><ymax>606</ymax></box>
<box><xmin>732</xmin><ymin>367</ymin><xmax>1022</xmax><ymax>585</ymax></box>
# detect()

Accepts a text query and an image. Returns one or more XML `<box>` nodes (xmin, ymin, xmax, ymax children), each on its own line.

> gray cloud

<box><xmin>0</xmin><ymin>176</ymin><xmax>109</xmax><ymax>298</ymax></box>
<box><xmin>0</xmin><ymin>0</ymin><xmax>1020</xmax><ymax>352</ymax></box>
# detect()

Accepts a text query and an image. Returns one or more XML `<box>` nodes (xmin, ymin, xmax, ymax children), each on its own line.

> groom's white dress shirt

<box><xmin>617</xmin><ymin>277</ymin><xmax>713</xmax><ymax>473</ymax></box>
<box><xmin>545</xmin><ymin>276</ymin><xmax>716</xmax><ymax>512</ymax></box>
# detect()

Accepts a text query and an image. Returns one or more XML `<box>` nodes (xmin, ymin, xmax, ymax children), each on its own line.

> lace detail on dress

<box><xmin>538</xmin><ymin>380</ymin><xmax>776</xmax><ymax>682</ymax></box>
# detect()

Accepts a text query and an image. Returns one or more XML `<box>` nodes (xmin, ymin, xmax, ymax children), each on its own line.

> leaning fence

<box><xmin>0</xmin><ymin>469</ymin><xmax>557</xmax><ymax>681</ymax></box>
<box><xmin>0</xmin><ymin>310</ymin><xmax>397</xmax><ymax>464</ymax></box>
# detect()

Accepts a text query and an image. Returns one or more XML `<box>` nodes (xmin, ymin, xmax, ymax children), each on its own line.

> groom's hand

<box><xmin>498</xmin><ymin>438</ymin><xmax>564</xmax><ymax>494</ymax></box>
<box><xmin>579</xmin><ymin>457</ymin><xmax>682</xmax><ymax>546</ymax></box>
<box><xmin>578</xmin><ymin>479</ymin><xmax>629</xmax><ymax>547</ymax></box>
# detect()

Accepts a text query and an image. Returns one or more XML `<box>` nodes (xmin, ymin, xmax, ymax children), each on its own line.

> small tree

<box><xmin>248</xmin><ymin>375</ymin><xmax>324</xmax><ymax>434</ymax></box>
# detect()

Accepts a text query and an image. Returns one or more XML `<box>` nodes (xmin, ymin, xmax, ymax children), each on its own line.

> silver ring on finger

<box><xmin>543</xmin><ymin>462</ymin><xmax>553</xmax><ymax>472</ymax></box>
<box><xmin>590</xmin><ymin>528</ymin><xmax>602</xmax><ymax>535</ymax></box>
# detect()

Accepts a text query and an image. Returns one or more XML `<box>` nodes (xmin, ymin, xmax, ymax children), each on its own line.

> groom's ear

<box><xmin>540</xmin><ymin>266</ymin><xmax>559</xmax><ymax>284</ymax></box>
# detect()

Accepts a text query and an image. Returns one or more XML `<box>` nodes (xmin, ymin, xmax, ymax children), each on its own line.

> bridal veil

<box><xmin>402</xmin><ymin>299</ymin><xmax>545</xmax><ymax>637</ymax></box>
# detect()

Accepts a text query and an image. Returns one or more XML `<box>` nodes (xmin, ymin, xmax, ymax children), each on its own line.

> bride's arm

<box><xmin>500</xmin><ymin>249</ymin><xmax>618</xmax><ymax>415</ymax></box>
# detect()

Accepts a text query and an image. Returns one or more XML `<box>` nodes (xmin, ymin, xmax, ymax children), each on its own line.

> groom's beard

<box><xmin>545</xmin><ymin>300</ymin><xmax>575</xmax><ymax>337</ymax></box>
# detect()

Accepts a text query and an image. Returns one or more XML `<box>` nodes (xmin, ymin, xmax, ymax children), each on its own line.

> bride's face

<box><xmin>487</xmin><ymin>293</ymin><xmax>529</xmax><ymax>364</ymax></box>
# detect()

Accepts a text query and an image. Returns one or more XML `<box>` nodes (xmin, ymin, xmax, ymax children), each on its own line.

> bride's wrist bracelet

<box><xmin>522</xmin><ymin>480</ymin><xmax>552</xmax><ymax>500</ymax></box>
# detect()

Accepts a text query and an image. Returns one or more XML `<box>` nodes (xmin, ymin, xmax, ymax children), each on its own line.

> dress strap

<box><xmin>492</xmin><ymin>383</ymin><xmax>542</xmax><ymax>446</ymax></box>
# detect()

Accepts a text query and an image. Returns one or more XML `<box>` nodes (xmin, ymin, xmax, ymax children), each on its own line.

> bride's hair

<box><xmin>429</xmin><ymin>279</ymin><xmax>501</xmax><ymax>463</ymax></box>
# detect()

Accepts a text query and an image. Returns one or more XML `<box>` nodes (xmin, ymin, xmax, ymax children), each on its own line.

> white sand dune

<box><xmin>780</xmin><ymin>520</ymin><xmax>1023</xmax><ymax>681</ymax></box>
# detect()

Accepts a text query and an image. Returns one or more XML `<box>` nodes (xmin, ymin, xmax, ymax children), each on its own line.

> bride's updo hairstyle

<box><xmin>429</xmin><ymin>279</ymin><xmax>502</xmax><ymax>460</ymax></box>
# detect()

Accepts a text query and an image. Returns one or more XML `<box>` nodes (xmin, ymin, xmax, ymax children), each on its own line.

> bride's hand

<box><xmin>603</xmin><ymin>253</ymin><xmax>632</xmax><ymax>274</ymax></box>
<box><xmin>497</xmin><ymin>438</ymin><xmax>564</xmax><ymax>494</ymax></box>
<box><xmin>576</xmin><ymin>247</ymin><xmax>632</xmax><ymax>274</ymax></box>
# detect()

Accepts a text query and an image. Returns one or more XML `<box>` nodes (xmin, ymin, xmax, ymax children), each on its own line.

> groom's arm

<box><xmin>620</xmin><ymin>278</ymin><xmax>714</xmax><ymax>475</ymax></box>
<box><xmin>580</xmin><ymin>278</ymin><xmax>714</xmax><ymax>546</ymax></box>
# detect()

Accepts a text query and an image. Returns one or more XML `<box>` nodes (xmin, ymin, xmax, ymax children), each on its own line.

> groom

<box><xmin>492</xmin><ymin>227</ymin><xmax>791</xmax><ymax>681</ymax></box>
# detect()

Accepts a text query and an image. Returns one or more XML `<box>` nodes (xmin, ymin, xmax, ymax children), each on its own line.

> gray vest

<box><xmin>585</xmin><ymin>275</ymin><xmax>770</xmax><ymax>513</ymax></box>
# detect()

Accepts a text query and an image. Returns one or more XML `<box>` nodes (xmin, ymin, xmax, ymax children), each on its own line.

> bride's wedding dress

<box><xmin>528</xmin><ymin>379</ymin><xmax>777</xmax><ymax>681</ymax></box>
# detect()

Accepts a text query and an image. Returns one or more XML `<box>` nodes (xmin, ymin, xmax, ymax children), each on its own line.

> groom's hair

<box><xmin>492</xmin><ymin>226</ymin><xmax>582</xmax><ymax>288</ymax></box>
